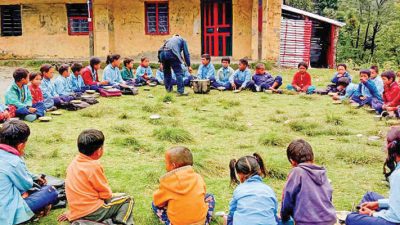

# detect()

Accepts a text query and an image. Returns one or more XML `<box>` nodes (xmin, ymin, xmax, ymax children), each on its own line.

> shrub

<box><xmin>153</xmin><ymin>127</ymin><xmax>194</xmax><ymax>143</ymax></box>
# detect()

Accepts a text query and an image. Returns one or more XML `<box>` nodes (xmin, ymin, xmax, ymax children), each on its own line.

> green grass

<box><xmin>20</xmin><ymin>68</ymin><xmax>390</xmax><ymax>224</ymax></box>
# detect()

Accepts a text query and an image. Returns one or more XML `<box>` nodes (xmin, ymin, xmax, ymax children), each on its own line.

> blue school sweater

<box><xmin>197</xmin><ymin>63</ymin><xmax>215</xmax><ymax>80</ymax></box>
<box><xmin>253</xmin><ymin>73</ymin><xmax>276</xmax><ymax>87</ymax></box>
<box><xmin>40</xmin><ymin>77</ymin><xmax>58</xmax><ymax>100</ymax></box>
<box><xmin>156</xmin><ymin>69</ymin><xmax>177</xmax><ymax>83</ymax></box>
<box><xmin>371</xmin><ymin>76</ymin><xmax>384</xmax><ymax>95</ymax></box>
<box><xmin>164</xmin><ymin>35</ymin><xmax>191</xmax><ymax>66</ymax></box>
<box><xmin>339</xmin><ymin>83</ymin><xmax>358</xmax><ymax>100</ymax></box>
<box><xmin>373</xmin><ymin>163</ymin><xmax>400</xmax><ymax>223</ymax></box>
<box><xmin>0</xmin><ymin>145</ymin><xmax>34</xmax><ymax>225</ymax></box>
<box><xmin>331</xmin><ymin>72</ymin><xmax>352</xmax><ymax>84</ymax></box>
<box><xmin>281</xmin><ymin>163</ymin><xmax>336</xmax><ymax>225</ymax></box>
<box><xmin>54</xmin><ymin>75</ymin><xmax>73</xmax><ymax>96</ymax></box>
<box><xmin>68</xmin><ymin>73</ymin><xmax>85</xmax><ymax>92</ymax></box>
<box><xmin>355</xmin><ymin>79</ymin><xmax>383</xmax><ymax>101</ymax></box>
<box><xmin>5</xmin><ymin>83</ymin><xmax>33</xmax><ymax>109</ymax></box>
<box><xmin>216</xmin><ymin>66</ymin><xmax>234</xmax><ymax>86</ymax></box>
<box><xmin>227</xmin><ymin>175</ymin><xmax>278</xmax><ymax>225</ymax></box>
<box><xmin>136</xmin><ymin>65</ymin><xmax>153</xmax><ymax>78</ymax></box>
<box><xmin>103</xmin><ymin>64</ymin><xmax>124</xmax><ymax>86</ymax></box>
<box><xmin>230</xmin><ymin>68</ymin><xmax>252</xmax><ymax>88</ymax></box>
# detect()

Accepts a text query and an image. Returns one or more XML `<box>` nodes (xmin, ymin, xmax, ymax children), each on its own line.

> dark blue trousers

<box><xmin>159</xmin><ymin>50</ymin><xmax>185</xmax><ymax>94</ymax></box>
<box><xmin>346</xmin><ymin>192</ymin><xmax>399</xmax><ymax>225</ymax></box>
<box><xmin>15</xmin><ymin>102</ymin><xmax>46</xmax><ymax>118</ymax></box>
<box><xmin>248</xmin><ymin>76</ymin><xmax>283</xmax><ymax>92</ymax></box>
<box><xmin>25</xmin><ymin>185</ymin><xmax>59</xmax><ymax>213</ymax></box>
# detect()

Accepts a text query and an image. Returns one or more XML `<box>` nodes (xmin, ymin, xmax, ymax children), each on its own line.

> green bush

<box><xmin>153</xmin><ymin>127</ymin><xmax>194</xmax><ymax>143</ymax></box>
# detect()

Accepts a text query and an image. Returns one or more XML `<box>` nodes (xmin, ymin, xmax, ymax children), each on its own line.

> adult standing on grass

<box><xmin>158</xmin><ymin>34</ymin><xmax>192</xmax><ymax>96</ymax></box>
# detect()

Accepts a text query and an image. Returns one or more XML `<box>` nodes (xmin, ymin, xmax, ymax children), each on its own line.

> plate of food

<box><xmin>50</xmin><ymin>111</ymin><xmax>62</xmax><ymax>116</ymax></box>
<box><xmin>150</xmin><ymin>114</ymin><xmax>161</xmax><ymax>120</ymax></box>
<box><xmin>351</xmin><ymin>103</ymin><xmax>360</xmax><ymax>108</ymax></box>
<box><xmin>38</xmin><ymin>116</ymin><xmax>52</xmax><ymax>122</ymax></box>
<box><xmin>328</xmin><ymin>92</ymin><xmax>336</xmax><ymax>96</ymax></box>
<box><xmin>85</xmin><ymin>90</ymin><xmax>96</xmax><ymax>94</ymax></box>
<box><xmin>149</xmin><ymin>83</ymin><xmax>157</xmax><ymax>87</ymax></box>
<box><xmin>332</xmin><ymin>100</ymin><xmax>342</xmax><ymax>104</ymax></box>
<box><xmin>233</xmin><ymin>90</ymin><xmax>241</xmax><ymax>93</ymax></box>
<box><xmin>103</xmin><ymin>86</ymin><xmax>113</xmax><ymax>89</ymax></box>
<box><xmin>217</xmin><ymin>86</ymin><xmax>226</xmax><ymax>91</ymax></box>
<box><xmin>71</xmin><ymin>100</ymin><xmax>82</xmax><ymax>104</ymax></box>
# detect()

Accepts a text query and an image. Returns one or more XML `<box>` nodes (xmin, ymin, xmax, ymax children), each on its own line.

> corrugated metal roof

<box><xmin>282</xmin><ymin>4</ymin><xmax>346</xmax><ymax>27</ymax></box>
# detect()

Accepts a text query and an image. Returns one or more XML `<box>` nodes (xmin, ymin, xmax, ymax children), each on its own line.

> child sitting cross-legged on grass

<box><xmin>351</xmin><ymin>69</ymin><xmax>383</xmax><ymax>107</ymax></box>
<box><xmin>5</xmin><ymin>68</ymin><xmax>46</xmax><ymax>122</ymax></box>
<box><xmin>286</xmin><ymin>62</ymin><xmax>315</xmax><ymax>94</ymax></box>
<box><xmin>0</xmin><ymin>120</ymin><xmax>59</xmax><ymax>225</ymax></box>
<box><xmin>332</xmin><ymin>77</ymin><xmax>358</xmax><ymax>101</ymax></box>
<box><xmin>281</xmin><ymin>139</ymin><xmax>337</xmax><ymax>225</ymax></box>
<box><xmin>152</xmin><ymin>146</ymin><xmax>215</xmax><ymax>225</ymax></box>
<box><xmin>248</xmin><ymin>63</ymin><xmax>283</xmax><ymax>93</ymax></box>
<box><xmin>224</xmin><ymin>153</ymin><xmax>280</xmax><ymax>225</ymax></box>
<box><xmin>372</xmin><ymin>71</ymin><xmax>400</xmax><ymax>115</ymax></box>
<box><xmin>346</xmin><ymin>126</ymin><xmax>400</xmax><ymax>225</ymax></box>
<box><xmin>58</xmin><ymin>129</ymin><xmax>134</xmax><ymax>225</ymax></box>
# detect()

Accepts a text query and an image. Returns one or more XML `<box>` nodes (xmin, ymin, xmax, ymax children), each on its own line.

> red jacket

<box><xmin>28</xmin><ymin>85</ymin><xmax>43</xmax><ymax>104</ymax></box>
<box><xmin>292</xmin><ymin>72</ymin><xmax>312</xmax><ymax>89</ymax></box>
<box><xmin>81</xmin><ymin>66</ymin><xmax>99</xmax><ymax>86</ymax></box>
<box><xmin>384</xmin><ymin>82</ymin><xmax>400</xmax><ymax>107</ymax></box>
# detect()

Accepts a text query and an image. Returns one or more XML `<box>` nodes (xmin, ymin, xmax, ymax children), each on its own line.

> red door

<box><xmin>202</xmin><ymin>0</ymin><xmax>232</xmax><ymax>56</ymax></box>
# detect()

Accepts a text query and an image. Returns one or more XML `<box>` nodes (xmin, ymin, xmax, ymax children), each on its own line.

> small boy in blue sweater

<box><xmin>0</xmin><ymin>120</ymin><xmax>58</xmax><ymax>225</ymax></box>
<box><xmin>213</xmin><ymin>57</ymin><xmax>234</xmax><ymax>90</ymax></box>
<box><xmin>197</xmin><ymin>54</ymin><xmax>216</xmax><ymax>81</ymax></box>
<box><xmin>229</xmin><ymin>59</ymin><xmax>252</xmax><ymax>91</ymax></box>
<box><xmin>54</xmin><ymin>64</ymin><xmax>75</xmax><ymax>97</ymax></box>
<box><xmin>136</xmin><ymin>57</ymin><xmax>157</xmax><ymax>86</ymax></box>
<box><xmin>68</xmin><ymin>63</ymin><xmax>87</xmax><ymax>94</ymax></box>
<box><xmin>351</xmin><ymin>69</ymin><xmax>383</xmax><ymax>107</ymax></box>
<box><xmin>281</xmin><ymin>139</ymin><xmax>337</xmax><ymax>225</ymax></box>
<box><xmin>248</xmin><ymin>63</ymin><xmax>282</xmax><ymax>92</ymax></box>
<box><xmin>327</xmin><ymin>63</ymin><xmax>352</xmax><ymax>93</ymax></box>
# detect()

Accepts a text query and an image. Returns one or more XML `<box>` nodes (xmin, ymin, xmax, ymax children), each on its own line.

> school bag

<box><xmin>28</xmin><ymin>174</ymin><xmax>67</xmax><ymax>210</ymax></box>
<box><xmin>98</xmin><ymin>88</ymin><xmax>122</xmax><ymax>97</ymax></box>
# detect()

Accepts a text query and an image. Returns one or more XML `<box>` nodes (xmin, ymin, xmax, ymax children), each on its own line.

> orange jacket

<box><xmin>65</xmin><ymin>154</ymin><xmax>112</xmax><ymax>221</ymax></box>
<box><xmin>153</xmin><ymin>166</ymin><xmax>208</xmax><ymax>225</ymax></box>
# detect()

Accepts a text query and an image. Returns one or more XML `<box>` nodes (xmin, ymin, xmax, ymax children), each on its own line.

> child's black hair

<box><xmin>141</xmin><ymin>57</ymin><xmax>149</xmax><ymax>63</ymax></box>
<box><xmin>40</xmin><ymin>64</ymin><xmax>53</xmax><ymax>74</ymax></box>
<box><xmin>298</xmin><ymin>62</ymin><xmax>308</xmax><ymax>69</ymax></box>
<box><xmin>360</xmin><ymin>69</ymin><xmax>371</xmax><ymax>77</ymax></box>
<box><xmin>384</xmin><ymin>139</ymin><xmax>400</xmax><ymax>181</ymax></box>
<box><xmin>287</xmin><ymin>139</ymin><xmax>314</xmax><ymax>164</ymax></box>
<box><xmin>167</xmin><ymin>146</ymin><xmax>193</xmax><ymax>167</ymax></box>
<box><xmin>77</xmin><ymin>129</ymin><xmax>105</xmax><ymax>156</ymax></box>
<box><xmin>57</xmin><ymin>64</ymin><xmax>70</xmax><ymax>75</ymax></box>
<box><xmin>221</xmin><ymin>57</ymin><xmax>230</xmax><ymax>64</ymax></box>
<box><xmin>337</xmin><ymin>77</ymin><xmax>350</xmax><ymax>87</ymax></box>
<box><xmin>256</xmin><ymin>63</ymin><xmax>265</xmax><ymax>69</ymax></box>
<box><xmin>337</xmin><ymin>63</ymin><xmax>347</xmax><ymax>70</ymax></box>
<box><xmin>239</xmin><ymin>58</ymin><xmax>249</xmax><ymax>67</ymax></box>
<box><xmin>29</xmin><ymin>72</ymin><xmax>42</xmax><ymax>82</ymax></box>
<box><xmin>89</xmin><ymin>57</ymin><xmax>101</xmax><ymax>69</ymax></box>
<box><xmin>13</xmin><ymin>68</ymin><xmax>29</xmax><ymax>82</ymax></box>
<box><xmin>123</xmin><ymin>58</ymin><xmax>134</xmax><ymax>67</ymax></box>
<box><xmin>381</xmin><ymin>70</ymin><xmax>396</xmax><ymax>82</ymax></box>
<box><xmin>106</xmin><ymin>54</ymin><xmax>121</xmax><ymax>65</ymax></box>
<box><xmin>229</xmin><ymin>153</ymin><xmax>266</xmax><ymax>186</ymax></box>
<box><xmin>71</xmin><ymin>63</ymin><xmax>83</xmax><ymax>73</ymax></box>
<box><xmin>370</xmin><ymin>65</ymin><xmax>379</xmax><ymax>74</ymax></box>
<box><xmin>0</xmin><ymin>120</ymin><xmax>30</xmax><ymax>149</ymax></box>
<box><xmin>201</xmin><ymin>54</ymin><xmax>211</xmax><ymax>61</ymax></box>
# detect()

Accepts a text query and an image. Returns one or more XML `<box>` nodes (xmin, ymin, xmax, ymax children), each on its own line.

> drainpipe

<box><xmin>258</xmin><ymin>0</ymin><xmax>263</xmax><ymax>61</ymax></box>
<box><xmin>88</xmin><ymin>0</ymin><xmax>94</xmax><ymax>57</ymax></box>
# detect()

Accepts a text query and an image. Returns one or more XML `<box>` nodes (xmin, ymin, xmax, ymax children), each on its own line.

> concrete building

<box><xmin>0</xmin><ymin>0</ymin><xmax>282</xmax><ymax>61</ymax></box>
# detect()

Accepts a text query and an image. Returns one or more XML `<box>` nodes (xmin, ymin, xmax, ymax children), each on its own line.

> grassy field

<box><xmin>18</xmin><ymin>68</ymin><xmax>391</xmax><ymax>225</ymax></box>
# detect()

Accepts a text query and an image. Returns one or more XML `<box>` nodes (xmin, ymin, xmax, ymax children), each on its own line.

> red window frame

<box><xmin>145</xmin><ymin>2</ymin><xmax>170</xmax><ymax>35</ymax></box>
<box><xmin>68</xmin><ymin>16</ymin><xmax>90</xmax><ymax>36</ymax></box>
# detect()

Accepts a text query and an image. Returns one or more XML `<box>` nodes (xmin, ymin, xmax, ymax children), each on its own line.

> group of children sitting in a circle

<box><xmin>1</xmin><ymin>51</ymin><xmax>400</xmax><ymax>123</ymax></box>
<box><xmin>1</xmin><ymin>119</ymin><xmax>400</xmax><ymax>225</ymax></box>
